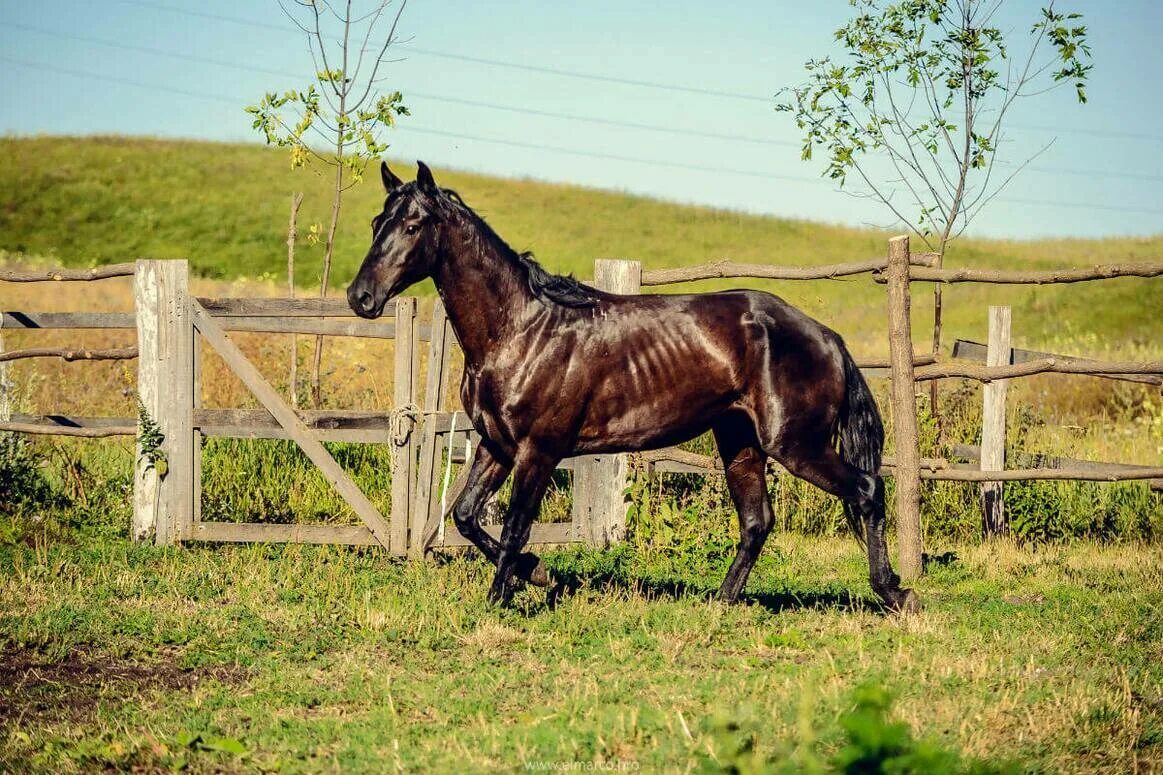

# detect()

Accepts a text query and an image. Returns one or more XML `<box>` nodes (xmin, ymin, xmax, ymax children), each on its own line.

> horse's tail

<box><xmin>837</xmin><ymin>343</ymin><xmax>885</xmax><ymax>547</ymax></box>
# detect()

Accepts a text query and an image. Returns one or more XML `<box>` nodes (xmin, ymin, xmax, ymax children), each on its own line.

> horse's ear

<box><xmin>381</xmin><ymin>160</ymin><xmax>403</xmax><ymax>192</ymax></box>
<box><xmin>415</xmin><ymin>160</ymin><xmax>437</xmax><ymax>192</ymax></box>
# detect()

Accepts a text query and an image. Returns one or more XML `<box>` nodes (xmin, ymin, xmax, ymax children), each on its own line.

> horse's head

<box><xmin>347</xmin><ymin>160</ymin><xmax>446</xmax><ymax>319</ymax></box>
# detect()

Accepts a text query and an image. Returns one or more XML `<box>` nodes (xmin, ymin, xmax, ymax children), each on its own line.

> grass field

<box><xmin>1</xmin><ymin>534</ymin><xmax>1160</xmax><ymax>773</ymax></box>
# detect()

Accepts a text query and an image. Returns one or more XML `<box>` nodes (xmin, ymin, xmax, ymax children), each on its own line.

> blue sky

<box><xmin>1</xmin><ymin>0</ymin><xmax>1160</xmax><ymax>239</ymax></box>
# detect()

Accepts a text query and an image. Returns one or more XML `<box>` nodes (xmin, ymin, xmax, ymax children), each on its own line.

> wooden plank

<box><xmin>413</xmin><ymin>301</ymin><xmax>452</xmax><ymax>556</ymax></box>
<box><xmin>885</xmin><ymin>236</ymin><xmax>922</xmax><ymax>581</ymax></box>
<box><xmin>133</xmin><ymin>260</ymin><xmax>195</xmax><ymax>545</ymax></box>
<box><xmin>952</xmin><ymin>340</ymin><xmax>1162</xmax><ymax>387</ymax></box>
<box><xmin>187</xmin><ymin>521</ymin><xmax>378</xmax><ymax>546</ymax></box>
<box><xmin>189</xmin><ymin>299</ymin><xmax>394</xmax><ymax>549</ymax></box>
<box><xmin>1</xmin><ymin>312</ymin><xmax>135</xmax><ymax>329</ymax></box>
<box><xmin>981</xmin><ymin>307</ymin><xmax>1011</xmax><ymax>536</ymax></box>
<box><xmin>192</xmin><ymin>333</ymin><xmax>204</xmax><ymax>526</ymax></box>
<box><xmin>198</xmin><ymin>296</ymin><xmax>396</xmax><ymax>318</ymax></box>
<box><xmin>571</xmin><ymin>259</ymin><xmax>640</xmax><ymax>546</ymax></box>
<box><xmin>438</xmin><ymin>521</ymin><xmax>576</xmax><ymax>548</ymax></box>
<box><xmin>1</xmin><ymin>263</ymin><xmax>136</xmax><ymax>282</ymax></box>
<box><xmin>194</xmin><ymin>408</ymin><xmax>394</xmax><ymax>443</ymax></box>
<box><xmin>197</xmin><ymin>425</ymin><xmax>389</xmax><ymax>444</ymax></box>
<box><xmin>875</xmin><ymin>261</ymin><xmax>1163</xmax><ymax>285</ymax></box>
<box><xmin>390</xmin><ymin>297</ymin><xmax>418</xmax><ymax>556</ymax></box>
<box><xmin>218</xmin><ymin>317</ymin><xmax>398</xmax><ymax>338</ymax></box>
<box><xmin>638</xmin><ymin>253</ymin><xmax>939</xmax><ymax>286</ymax></box>
<box><xmin>194</xmin><ymin>408</ymin><xmax>395</xmax><ymax>429</ymax></box>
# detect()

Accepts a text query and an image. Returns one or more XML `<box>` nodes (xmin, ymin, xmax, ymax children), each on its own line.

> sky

<box><xmin>1</xmin><ymin>0</ymin><xmax>1161</xmax><ymax>239</ymax></box>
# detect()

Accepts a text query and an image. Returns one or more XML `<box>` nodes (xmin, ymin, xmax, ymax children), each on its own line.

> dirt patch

<box><xmin>0</xmin><ymin>646</ymin><xmax>247</xmax><ymax>727</ymax></box>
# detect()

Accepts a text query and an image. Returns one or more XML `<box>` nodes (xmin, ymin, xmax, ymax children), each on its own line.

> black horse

<box><xmin>348</xmin><ymin>161</ymin><xmax>918</xmax><ymax>613</ymax></box>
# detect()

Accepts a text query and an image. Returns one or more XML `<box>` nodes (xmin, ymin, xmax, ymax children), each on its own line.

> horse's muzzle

<box><xmin>347</xmin><ymin>283</ymin><xmax>385</xmax><ymax>319</ymax></box>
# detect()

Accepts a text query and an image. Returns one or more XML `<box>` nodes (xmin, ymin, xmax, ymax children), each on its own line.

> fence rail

<box><xmin>873</xmin><ymin>261</ymin><xmax>1163</xmax><ymax>285</ymax></box>
<box><xmin>0</xmin><ymin>263</ymin><xmax>136</xmax><ymax>282</ymax></box>
<box><xmin>0</xmin><ymin>346</ymin><xmax>138</xmax><ymax>362</ymax></box>
<box><xmin>639</xmin><ymin>253</ymin><xmax>939</xmax><ymax>286</ymax></box>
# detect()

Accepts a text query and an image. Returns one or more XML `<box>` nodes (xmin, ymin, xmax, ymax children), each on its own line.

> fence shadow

<box><xmin>541</xmin><ymin>568</ymin><xmax>886</xmax><ymax>615</ymax></box>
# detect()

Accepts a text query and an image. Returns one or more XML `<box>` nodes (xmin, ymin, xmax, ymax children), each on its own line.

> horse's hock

<box><xmin>3</xmin><ymin>246</ymin><xmax>1161</xmax><ymax>574</ymax></box>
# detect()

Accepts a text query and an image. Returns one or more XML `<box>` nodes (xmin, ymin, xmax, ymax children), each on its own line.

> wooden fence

<box><xmin>3</xmin><ymin>245</ymin><xmax>1162</xmax><ymax>575</ymax></box>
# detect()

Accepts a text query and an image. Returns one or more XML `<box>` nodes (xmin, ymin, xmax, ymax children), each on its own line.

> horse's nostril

<box><xmin>358</xmin><ymin>291</ymin><xmax>374</xmax><ymax>311</ymax></box>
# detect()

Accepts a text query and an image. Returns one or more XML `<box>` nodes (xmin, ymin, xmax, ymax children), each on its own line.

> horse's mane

<box><xmin>437</xmin><ymin>185</ymin><xmax>601</xmax><ymax>309</ymax></box>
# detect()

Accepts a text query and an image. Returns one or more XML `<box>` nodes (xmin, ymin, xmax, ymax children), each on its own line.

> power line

<box><xmin>0</xmin><ymin>21</ymin><xmax>794</xmax><ymax>150</ymax></box>
<box><xmin>3</xmin><ymin>54</ymin><xmax>1162</xmax><ymax>218</ymax></box>
<box><xmin>114</xmin><ymin>0</ymin><xmax>1163</xmax><ymax>144</ymax></box>
<box><xmin>7</xmin><ymin>20</ymin><xmax>1163</xmax><ymax>184</ymax></box>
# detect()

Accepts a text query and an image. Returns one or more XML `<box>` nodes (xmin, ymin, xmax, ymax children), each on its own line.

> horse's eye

<box><xmin>405</xmin><ymin>223</ymin><xmax>420</xmax><ymax>236</ymax></box>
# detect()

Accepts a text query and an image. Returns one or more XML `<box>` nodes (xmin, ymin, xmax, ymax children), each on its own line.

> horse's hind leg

<box><xmin>713</xmin><ymin>415</ymin><xmax>775</xmax><ymax>604</ymax></box>
<box><xmin>777</xmin><ymin>443</ymin><xmax>919</xmax><ymax>613</ymax></box>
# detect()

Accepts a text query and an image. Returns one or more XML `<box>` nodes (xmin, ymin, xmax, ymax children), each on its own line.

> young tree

<box><xmin>247</xmin><ymin>0</ymin><xmax>410</xmax><ymax>407</ymax></box>
<box><xmin>777</xmin><ymin>0</ymin><xmax>1091</xmax><ymax>412</ymax></box>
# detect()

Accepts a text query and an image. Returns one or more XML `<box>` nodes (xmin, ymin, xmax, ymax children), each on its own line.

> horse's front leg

<box><xmin>449</xmin><ymin>443</ymin><xmax>512</xmax><ymax>565</ymax></box>
<box><xmin>487</xmin><ymin>450</ymin><xmax>558</xmax><ymax>606</ymax></box>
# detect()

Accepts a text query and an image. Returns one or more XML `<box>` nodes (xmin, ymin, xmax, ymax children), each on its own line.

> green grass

<box><xmin>1</xmin><ymin>533</ymin><xmax>1159</xmax><ymax>773</ymax></box>
<box><xmin>2</xmin><ymin>134</ymin><xmax>1162</xmax><ymax>352</ymax></box>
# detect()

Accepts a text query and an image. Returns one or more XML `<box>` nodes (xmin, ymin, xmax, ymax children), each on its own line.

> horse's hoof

<box><xmin>527</xmin><ymin>560</ymin><xmax>551</xmax><ymax>588</ymax></box>
<box><xmin>894</xmin><ymin>589</ymin><xmax>922</xmax><ymax>614</ymax></box>
<box><xmin>515</xmin><ymin>553</ymin><xmax>552</xmax><ymax>588</ymax></box>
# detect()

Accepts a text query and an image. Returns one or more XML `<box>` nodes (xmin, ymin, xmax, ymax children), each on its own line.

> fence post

<box><xmin>411</xmin><ymin>300</ymin><xmax>451</xmax><ymax>558</ymax></box>
<box><xmin>981</xmin><ymin>305</ymin><xmax>1011</xmax><ymax>535</ymax></box>
<box><xmin>133</xmin><ymin>259</ymin><xmax>195</xmax><ymax>545</ymax></box>
<box><xmin>572</xmin><ymin>259</ymin><xmax>641</xmax><ymax>546</ymax></box>
<box><xmin>390</xmin><ymin>296</ymin><xmax>418</xmax><ymax>556</ymax></box>
<box><xmin>885</xmin><ymin>236</ymin><xmax>923</xmax><ymax>580</ymax></box>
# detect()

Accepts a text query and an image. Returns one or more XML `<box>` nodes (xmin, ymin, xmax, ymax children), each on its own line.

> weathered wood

<box><xmin>953</xmin><ymin>443</ymin><xmax>1163</xmax><ymax>476</ymax></box>
<box><xmin>0</xmin><ymin>346</ymin><xmax>137</xmax><ymax>363</ymax></box>
<box><xmin>0</xmin><ymin>263</ymin><xmax>136</xmax><ymax>282</ymax></box>
<box><xmin>133</xmin><ymin>260</ymin><xmax>195</xmax><ymax>545</ymax></box>
<box><xmin>921</xmin><ymin>467</ymin><xmax>1163</xmax><ymax>482</ymax></box>
<box><xmin>572</xmin><ymin>259</ymin><xmax>641</xmax><ymax>546</ymax></box>
<box><xmin>874</xmin><ymin>261</ymin><xmax>1163</xmax><ymax>285</ymax></box>
<box><xmin>286</xmin><ymin>193</ymin><xmax>304</xmax><ymax>409</ymax></box>
<box><xmin>218</xmin><ymin>317</ymin><xmax>398</xmax><ymax>338</ymax></box>
<box><xmin>390</xmin><ymin>297</ymin><xmax>418</xmax><ymax>556</ymax></box>
<box><xmin>1</xmin><ymin>312</ymin><xmax>135</xmax><ymax>329</ymax></box>
<box><xmin>187</xmin><ymin>521</ymin><xmax>378</xmax><ymax>546</ymax></box>
<box><xmin>7</xmin><ymin>414</ymin><xmax>135</xmax><ymax>429</ymax></box>
<box><xmin>981</xmin><ymin>307</ymin><xmax>1011</xmax><ymax>536</ymax></box>
<box><xmin>913</xmin><ymin>358</ymin><xmax>1163</xmax><ymax>382</ymax></box>
<box><xmin>885</xmin><ymin>236</ymin><xmax>923</xmax><ymax>581</ymax></box>
<box><xmin>196</xmin><ymin>424</ymin><xmax>388</xmax><ymax>444</ymax></box>
<box><xmin>639</xmin><ymin>253</ymin><xmax>939</xmax><ymax>286</ymax></box>
<box><xmin>198</xmin><ymin>296</ymin><xmax>397</xmax><ymax>318</ymax></box>
<box><xmin>193</xmin><ymin>333</ymin><xmax>203</xmax><ymax>526</ymax></box>
<box><xmin>854</xmin><ymin>353</ymin><xmax>937</xmax><ymax>369</ymax></box>
<box><xmin>951</xmin><ymin>339</ymin><xmax>1162</xmax><ymax>387</ymax></box>
<box><xmin>413</xmin><ymin>300</ymin><xmax>452</xmax><ymax>557</ymax></box>
<box><xmin>0</xmin><ymin>421</ymin><xmax>136</xmax><ymax>437</ymax></box>
<box><xmin>439</xmin><ymin>521</ymin><xmax>575</xmax><ymax>548</ymax></box>
<box><xmin>189</xmin><ymin>299</ymin><xmax>394</xmax><ymax>548</ymax></box>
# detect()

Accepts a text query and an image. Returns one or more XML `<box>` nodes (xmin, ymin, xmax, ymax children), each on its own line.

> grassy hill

<box><xmin>2</xmin><ymin>134</ymin><xmax>1161</xmax><ymax>352</ymax></box>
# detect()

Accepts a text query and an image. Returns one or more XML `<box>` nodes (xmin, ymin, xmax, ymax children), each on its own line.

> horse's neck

<box><xmin>432</xmin><ymin>226</ymin><xmax>537</xmax><ymax>367</ymax></box>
